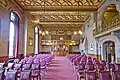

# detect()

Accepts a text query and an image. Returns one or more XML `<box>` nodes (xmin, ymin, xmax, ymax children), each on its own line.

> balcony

<box><xmin>41</xmin><ymin>40</ymin><xmax>80</xmax><ymax>46</ymax></box>
<box><xmin>93</xmin><ymin>14</ymin><xmax>120</xmax><ymax>37</ymax></box>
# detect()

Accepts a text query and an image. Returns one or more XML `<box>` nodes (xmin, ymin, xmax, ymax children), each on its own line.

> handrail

<box><xmin>41</xmin><ymin>40</ymin><xmax>79</xmax><ymax>45</ymax></box>
<box><xmin>93</xmin><ymin>14</ymin><xmax>120</xmax><ymax>36</ymax></box>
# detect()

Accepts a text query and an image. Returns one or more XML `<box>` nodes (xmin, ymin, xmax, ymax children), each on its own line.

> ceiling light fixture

<box><xmin>70</xmin><ymin>43</ymin><xmax>72</xmax><ymax>45</ymax></box>
<box><xmin>71</xmin><ymin>41</ymin><xmax>75</xmax><ymax>43</ymax></box>
<box><xmin>74</xmin><ymin>31</ymin><xmax>77</xmax><ymax>35</ymax></box>
<box><xmin>78</xmin><ymin>30</ymin><xmax>83</xmax><ymax>35</ymax></box>
<box><xmin>60</xmin><ymin>37</ymin><xmax>63</xmax><ymax>40</ymax></box>
<box><xmin>48</xmin><ymin>40</ymin><xmax>51</xmax><ymax>43</ymax></box>
<box><xmin>39</xmin><ymin>30</ymin><xmax>42</xmax><ymax>34</ymax></box>
<box><xmin>45</xmin><ymin>31</ymin><xmax>49</xmax><ymax>34</ymax></box>
<box><xmin>42</xmin><ymin>32</ymin><xmax>45</xmax><ymax>36</ymax></box>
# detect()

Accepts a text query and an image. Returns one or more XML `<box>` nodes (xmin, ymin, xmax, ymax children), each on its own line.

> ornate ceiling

<box><xmin>12</xmin><ymin>0</ymin><xmax>103</xmax><ymax>38</ymax></box>
<box><xmin>0</xmin><ymin>0</ymin><xmax>10</xmax><ymax>10</ymax></box>
<box><xmin>30</xmin><ymin>11</ymin><xmax>89</xmax><ymax>23</ymax></box>
<box><xmin>39</xmin><ymin>24</ymin><xmax>82</xmax><ymax>31</ymax></box>
<box><xmin>14</xmin><ymin>0</ymin><xmax>103</xmax><ymax>11</ymax></box>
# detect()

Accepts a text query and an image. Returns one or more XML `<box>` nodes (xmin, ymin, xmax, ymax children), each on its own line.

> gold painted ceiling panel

<box><xmin>39</xmin><ymin>24</ymin><xmax>82</xmax><ymax>31</ymax></box>
<box><xmin>0</xmin><ymin>0</ymin><xmax>10</xmax><ymax>10</ymax></box>
<box><xmin>13</xmin><ymin>0</ymin><xmax>104</xmax><ymax>36</ymax></box>
<box><xmin>15</xmin><ymin>0</ymin><xmax>103</xmax><ymax>10</ymax></box>
<box><xmin>30</xmin><ymin>11</ymin><xmax>89</xmax><ymax>22</ymax></box>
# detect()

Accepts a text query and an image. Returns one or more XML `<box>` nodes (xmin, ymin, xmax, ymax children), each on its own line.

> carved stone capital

<box><xmin>116</xmin><ymin>4</ymin><xmax>120</xmax><ymax>12</ymax></box>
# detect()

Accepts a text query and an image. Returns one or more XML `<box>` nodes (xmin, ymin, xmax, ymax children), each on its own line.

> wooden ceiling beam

<box><xmin>37</xmin><ymin>20</ymin><xmax>85</xmax><ymax>23</ymax></box>
<box><xmin>23</xmin><ymin>8</ymin><xmax>97</xmax><ymax>12</ymax></box>
<box><xmin>31</xmin><ymin>21</ymin><xmax>84</xmax><ymax>24</ymax></box>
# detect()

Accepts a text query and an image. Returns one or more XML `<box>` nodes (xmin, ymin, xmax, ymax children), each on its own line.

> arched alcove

<box><xmin>103</xmin><ymin>4</ymin><xmax>119</xmax><ymax>24</ymax></box>
<box><xmin>100</xmin><ymin>34</ymin><xmax>120</xmax><ymax>63</ymax></box>
<box><xmin>98</xmin><ymin>3</ymin><xmax>119</xmax><ymax>25</ymax></box>
<box><xmin>103</xmin><ymin>41</ymin><xmax>115</xmax><ymax>63</ymax></box>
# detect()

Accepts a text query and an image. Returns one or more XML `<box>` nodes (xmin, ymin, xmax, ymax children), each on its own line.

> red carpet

<box><xmin>42</xmin><ymin>56</ymin><xmax>76</xmax><ymax>80</ymax></box>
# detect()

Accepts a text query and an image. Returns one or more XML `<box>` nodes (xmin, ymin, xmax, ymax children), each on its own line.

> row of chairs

<box><xmin>0</xmin><ymin>62</ymin><xmax>41</xmax><ymax>80</ymax></box>
<box><xmin>67</xmin><ymin>54</ymin><xmax>120</xmax><ymax>80</ymax></box>
<box><xmin>39</xmin><ymin>52</ymin><xmax>51</xmax><ymax>54</ymax></box>
<box><xmin>0</xmin><ymin>69</ymin><xmax>37</xmax><ymax>80</ymax></box>
<box><xmin>0</xmin><ymin>54</ymin><xmax>54</xmax><ymax>80</ymax></box>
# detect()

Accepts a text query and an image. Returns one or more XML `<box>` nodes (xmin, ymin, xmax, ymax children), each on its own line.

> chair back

<box><xmin>13</xmin><ymin>59</ymin><xmax>19</xmax><ymax>63</ymax></box>
<box><xmin>14</xmin><ymin>63</ymin><xmax>22</xmax><ymax>70</ymax></box>
<box><xmin>99</xmin><ymin>71</ymin><xmax>112</xmax><ymax>80</ymax></box>
<box><xmin>86</xmin><ymin>64</ymin><xmax>95</xmax><ymax>71</ymax></box>
<box><xmin>113</xmin><ymin>71</ymin><xmax>120</xmax><ymax>80</ymax></box>
<box><xmin>0</xmin><ymin>63</ymin><xmax>5</xmax><ymax>70</ymax></box>
<box><xmin>0</xmin><ymin>70</ymin><xmax>4</xmax><ymax>80</ymax></box>
<box><xmin>5</xmin><ymin>71</ymin><xmax>17</xmax><ymax>80</ymax></box>
<box><xmin>78</xmin><ymin>63</ymin><xmax>85</xmax><ymax>70</ymax></box>
<box><xmin>20</xmin><ymin>70</ymin><xmax>31</xmax><ymax>80</ymax></box>
<box><xmin>108</xmin><ymin>63</ymin><xmax>115</xmax><ymax>71</ymax></box>
<box><xmin>7</xmin><ymin>63</ymin><xmax>14</xmax><ymax>69</ymax></box>
<box><xmin>32</xmin><ymin>63</ymin><xmax>40</xmax><ymax>70</ymax></box>
<box><xmin>22</xmin><ymin>63</ymin><xmax>31</xmax><ymax>70</ymax></box>
<box><xmin>85</xmin><ymin>71</ymin><xmax>97</xmax><ymax>80</ymax></box>
<box><xmin>97</xmin><ymin>64</ymin><xmax>105</xmax><ymax>71</ymax></box>
<box><xmin>116</xmin><ymin>64</ymin><xmax>120</xmax><ymax>71</ymax></box>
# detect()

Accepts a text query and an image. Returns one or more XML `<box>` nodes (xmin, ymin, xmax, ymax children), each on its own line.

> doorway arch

<box><xmin>103</xmin><ymin>41</ymin><xmax>115</xmax><ymax>63</ymax></box>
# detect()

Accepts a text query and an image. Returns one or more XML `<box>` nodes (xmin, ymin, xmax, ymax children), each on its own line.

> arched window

<box><xmin>8</xmin><ymin>11</ymin><xmax>19</xmax><ymax>58</ymax></box>
<box><xmin>34</xmin><ymin>26</ymin><xmax>39</xmax><ymax>54</ymax></box>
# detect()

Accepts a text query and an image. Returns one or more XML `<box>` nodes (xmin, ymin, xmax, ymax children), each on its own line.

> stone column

<box><xmin>17</xmin><ymin>17</ymin><xmax>25</xmax><ymax>59</ymax></box>
<box><xmin>39</xmin><ymin>28</ymin><xmax>42</xmax><ymax>53</ymax></box>
<box><xmin>94</xmin><ymin>12</ymin><xmax>98</xmax><ymax>33</ymax></box>
<box><xmin>23</xmin><ymin>14</ymin><xmax>29</xmax><ymax>57</ymax></box>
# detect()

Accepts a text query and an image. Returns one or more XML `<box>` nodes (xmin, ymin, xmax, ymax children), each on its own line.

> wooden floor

<box><xmin>42</xmin><ymin>56</ymin><xmax>76</xmax><ymax>80</ymax></box>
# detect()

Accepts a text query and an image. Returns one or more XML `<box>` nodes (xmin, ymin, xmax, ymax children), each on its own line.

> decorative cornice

<box><xmin>14</xmin><ymin>0</ymin><xmax>102</xmax><ymax>11</ymax></box>
<box><xmin>0</xmin><ymin>0</ymin><xmax>9</xmax><ymax>11</ymax></box>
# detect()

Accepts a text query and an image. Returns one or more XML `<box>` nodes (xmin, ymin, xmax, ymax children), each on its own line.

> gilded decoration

<box><xmin>13</xmin><ymin>0</ymin><xmax>104</xmax><ymax>39</ymax></box>
<box><xmin>13</xmin><ymin>0</ymin><xmax>104</xmax><ymax>32</ymax></box>
<box><xmin>14</xmin><ymin>0</ymin><xmax>103</xmax><ymax>11</ymax></box>
<box><xmin>39</xmin><ymin>24</ymin><xmax>82</xmax><ymax>31</ymax></box>
<box><xmin>30</xmin><ymin>12</ymin><xmax>89</xmax><ymax>22</ymax></box>
<box><xmin>0</xmin><ymin>0</ymin><xmax>10</xmax><ymax>10</ymax></box>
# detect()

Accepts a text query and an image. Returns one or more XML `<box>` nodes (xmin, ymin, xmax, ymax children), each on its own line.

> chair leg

<box><xmin>77</xmin><ymin>75</ymin><xmax>79</xmax><ymax>80</ymax></box>
<box><xmin>39</xmin><ymin>74</ymin><xmax>41</xmax><ymax>80</ymax></box>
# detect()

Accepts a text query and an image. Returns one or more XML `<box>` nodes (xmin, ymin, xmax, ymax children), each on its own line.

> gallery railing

<box><xmin>41</xmin><ymin>40</ymin><xmax>79</xmax><ymax>45</ymax></box>
<box><xmin>93</xmin><ymin>14</ymin><xmax>120</xmax><ymax>36</ymax></box>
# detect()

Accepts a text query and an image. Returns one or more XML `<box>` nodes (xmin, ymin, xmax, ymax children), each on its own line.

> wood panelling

<box><xmin>0</xmin><ymin>56</ymin><xmax>8</xmax><ymax>62</ymax></box>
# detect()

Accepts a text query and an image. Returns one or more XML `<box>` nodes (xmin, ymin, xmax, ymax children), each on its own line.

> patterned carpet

<box><xmin>42</xmin><ymin>56</ymin><xmax>77</xmax><ymax>80</ymax></box>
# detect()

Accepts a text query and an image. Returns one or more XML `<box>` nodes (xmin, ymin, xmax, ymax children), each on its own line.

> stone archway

<box><xmin>103</xmin><ymin>41</ymin><xmax>115</xmax><ymax>63</ymax></box>
<box><xmin>100</xmin><ymin>35</ymin><xmax>120</xmax><ymax>63</ymax></box>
